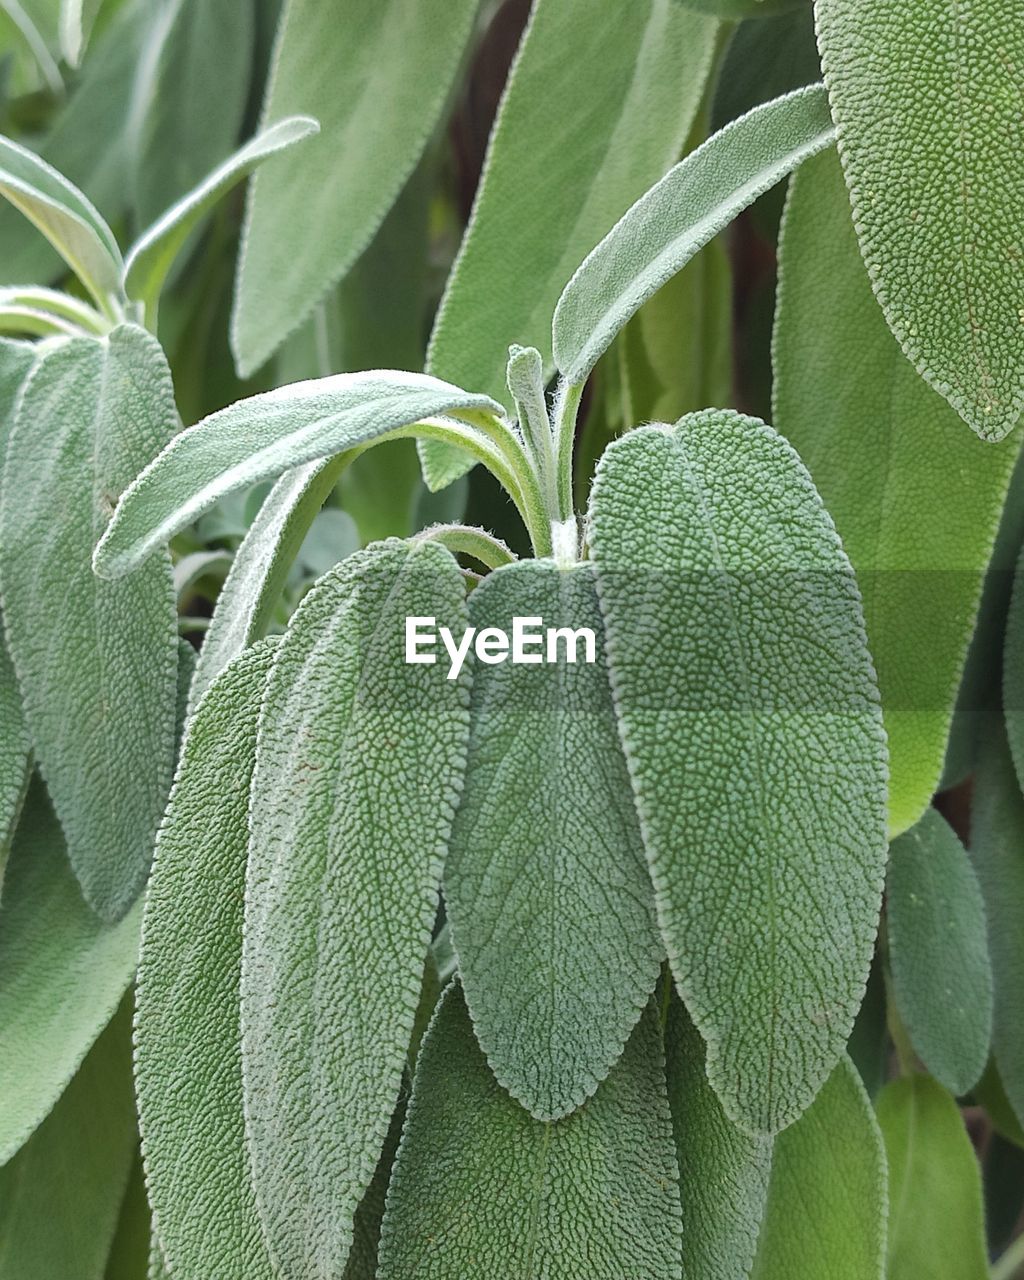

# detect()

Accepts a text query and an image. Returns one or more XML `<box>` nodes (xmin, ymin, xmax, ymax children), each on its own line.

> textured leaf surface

<box><xmin>1004</xmin><ymin>552</ymin><xmax>1024</xmax><ymax>790</ymax></box>
<box><xmin>589</xmin><ymin>412</ymin><xmax>888</xmax><ymax>1134</ymax></box>
<box><xmin>665</xmin><ymin>996</ymin><xmax>772</xmax><ymax>1280</ymax></box>
<box><xmin>242</xmin><ymin>540</ymin><xmax>471</xmax><ymax>1280</ymax></box>
<box><xmin>0</xmin><ymin>1003</ymin><xmax>136</xmax><ymax>1280</ymax></box>
<box><xmin>817</xmin><ymin>0</ymin><xmax>1024</xmax><ymax>440</ymax></box>
<box><xmin>0</xmin><ymin>327</ymin><xmax>179</xmax><ymax>919</ymax></box>
<box><xmin>775</xmin><ymin>149</ymin><xmax>1020</xmax><ymax>836</ymax></box>
<box><xmin>445</xmin><ymin>559</ymin><xmax>661</xmax><ymax>1120</ymax></box>
<box><xmin>377</xmin><ymin>984</ymin><xmax>682</xmax><ymax>1280</ymax></box>
<box><xmin>136</xmin><ymin>643</ymin><xmax>277</xmax><ymax>1280</ymax></box>
<box><xmin>93</xmin><ymin>370</ymin><xmax>501</xmax><ymax>580</ymax></box>
<box><xmin>552</xmin><ymin>85</ymin><xmax>834</xmax><ymax>385</ymax></box>
<box><xmin>232</xmin><ymin>0</ymin><xmax>479</xmax><ymax>375</ymax></box>
<box><xmin>887</xmin><ymin>809</ymin><xmax>992</xmax><ymax>1095</ymax></box>
<box><xmin>750</xmin><ymin>1057</ymin><xmax>886</xmax><ymax>1279</ymax></box>
<box><xmin>0</xmin><ymin>629</ymin><xmax>28</xmax><ymax>891</ymax></box>
<box><xmin>428</xmin><ymin>0</ymin><xmax>717</xmax><ymax>407</ymax></box>
<box><xmin>0</xmin><ymin>781</ymin><xmax>140</xmax><ymax>1165</ymax></box>
<box><xmin>876</xmin><ymin>1075</ymin><xmax>988</xmax><ymax>1280</ymax></box>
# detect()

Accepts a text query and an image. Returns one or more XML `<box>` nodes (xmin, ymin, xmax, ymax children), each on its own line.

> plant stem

<box><xmin>414</xmin><ymin>523</ymin><xmax>517</xmax><ymax>571</ymax></box>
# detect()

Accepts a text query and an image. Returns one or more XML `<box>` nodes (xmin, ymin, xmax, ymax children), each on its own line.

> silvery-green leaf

<box><xmin>242</xmin><ymin>540</ymin><xmax>471</xmax><ymax>1280</ymax></box>
<box><xmin>445</xmin><ymin>559</ymin><xmax>662</xmax><ymax>1121</ymax></box>
<box><xmin>58</xmin><ymin>0</ymin><xmax>101</xmax><ymax>64</ymax></box>
<box><xmin>552</xmin><ymin>85</ymin><xmax>835</xmax><ymax>386</ymax></box>
<box><xmin>816</xmin><ymin>0</ymin><xmax>1024</xmax><ymax>440</ymax></box>
<box><xmin>588</xmin><ymin>411</ymin><xmax>888</xmax><ymax>1134</ymax></box>
<box><xmin>377</xmin><ymin>984</ymin><xmax>682</xmax><ymax>1280</ymax></box>
<box><xmin>0</xmin><ymin>629</ymin><xmax>29</xmax><ymax>893</ymax></box>
<box><xmin>711</xmin><ymin>6</ymin><xmax>820</xmax><ymax>132</ymax></box>
<box><xmin>681</xmin><ymin>0</ymin><xmax>805</xmax><ymax>13</ymax></box>
<box><xmin>0</xmin><ymin>327</ymin><xmax>179</xmax><ymax>919</ymax></box>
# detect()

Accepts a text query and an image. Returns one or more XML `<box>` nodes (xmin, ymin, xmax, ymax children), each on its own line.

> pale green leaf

<box><xmin>816</xmin><ymin>0</ymin><xmax>1024</xmax><ymax>440</ymax></box>
<box><xmin>377</xmin><ymin>984</ymin><xmax>682</xmax><ymax>1280</ymax></box>
<box><xmin>147</xmin><ymin>1242</ymin><xmax>168</xmax><ymax>1280</ymax></box>
<box><xmin>588</xmin><ymin>411</ymin><xmax>888</xmax><ymax>1134</ymax></box>
<box><xmin>1004</xmin><ymin>551</ymin><xmax>1024</xmax><ymax>789</ymax></box>
<box><xmin>750</xmin><ymin>1057</ymin><xmax>886</xmax><ymax>1279</ymax></box>
<box><xmin>242</xmin><ymin>540</ymin><xmax>471</xmax><ymax>1280</ymax></box>
<box><xmin>0</xmin><ymin>781</ymin><xmax>140</xmax><ymax>1165</ymax></box>
<box><xmin>232</xmin><ymin>0</ymin><xmax>479</xmax><ymax>376</ymax></box>
<box><xmin>887</xmin><ymin>809</ymin><xmax>992</xmax><ymax>1095</ymax></box>
<box><xmin>136</xmin><ymin>642</ymin><xmax>277</xmax><ymax>1280</ymax></box>
<box><xmin>0</xmin><ymin>327</ymin><xmax>179</xmax><ymax>919</ymax></box>
<box><xmin>774</xmin><ymin>149</ymin><xmax>1020</xmax><ymax>837</ymax></box>
<box><xmin>876</xmin><ymin>1075</ymin><xmax>988</xmax><ymax>1280</ymax></box>
<box><xmin>552</xmin><ymin>85</ymin><xmax>835</xmax><ymax>386</ymax></box>
<box><xmin>58</xmin><ymin>0</ymin><xmax>101</xmax><ymax>65</ymax></box>
<box><xmin>680</xmin><ymin>0</ymin><xmax>804</xmax><ymax>14</ymax></box>
<box><xmin>0</xmin><ymin>286</ymin><xmax>107</xmax><ymax>336</ymax></box>
<box><xmin>445</xmin><ymin>559</ymin><xmax>662</xmax><ymax>1121</ymax></box>
<box><xmin>0</xmin><ymin>629</ymin><xmax>29</xmax><ymax>893</ymax></box>
<box><xmin>711</xmin><ymin>6</ymin><xmax>820</xmax><ymax>132</ymax></box>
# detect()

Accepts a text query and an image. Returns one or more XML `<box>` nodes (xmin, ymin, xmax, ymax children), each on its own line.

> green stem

<box><xmin>553</xmin><ymin>378</ymin><xmax>584</xmax><ymax>523</ymax></box>
<box><xmin>414</xmin><ymin>523</ymin><xmax>516</xmax><ymax>571</ymax></box>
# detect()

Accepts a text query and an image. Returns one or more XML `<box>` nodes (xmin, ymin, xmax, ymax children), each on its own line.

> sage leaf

<box><xmin>232</xmin><ymin>0</ymin><xmax>479</xmax><ymax>376</ymax></box>
<box><xmin>750</xmin><ymin>1057</ymin><xmax>886</xmax><ymax>1279</ymax></box>
<box><xmin>104</xmin><ymin>1156</ymin><xmax>152</xmax><ymax>1280</ymax></box>
<box><xmin>0</xmin><ymin>628</ymin><xmax>29</xmax><ymax>892</ymax></box>
<box><xmin>665</xmin><ymin>996</ymin><xmax>773</xmax><ymax>1280</ymax></box>
<box><xmin>92</xmin><ymin>370</ymin><xmax>502</xmax><ymax>580</ymax></box>
<box><xmin>242</xmin><ymin>540</ymin><xmax>471</xmax><ymax>1280</ymax></box>
<box><xmin>147</xmin><ymin>1242</ymin><xmax>169</xmax><ymax>1280</ymax></box>
<box><xmin>876</xmin><ymin>1075</ymin><xmax>988</xmax><ymax>1280</ymax></box>
<box><xmin>775</xmin><ymin>150</ymin><xmax>1020</xmax><ymax>836</ymax></box>
<box><xmin>135</xmin><ymin>642</ymin><xmax>277</xmax><ymax>1280</ymax></box>
<box><xmin>588</xmin><ymin>411</ymin><xmax>888</xmax><ymax>1134</ymax></box>
<box><xmin>887</xmin><ymin>809</ymin><xmax>992</xmax><ymax>1095</ymax></box>
<box><xmin>0</xmin><ymin>780</ymin><xmax>140</xmax><ymax>1165</ymax></box>
<box><xmin>680</xmin><ymin>0</ymin><xmax>805</xmax><ymax>14</ymax></box>
<box><xmin>0</xmin><ymin>327</ymin><xmax>179</xmax><ymax>919</ymax></box>
<box><xmin>58</xmin><ymin>0</ymin><xmax>101</xmax><ymax>65</ymax></box>
<box><xmin>551</xmin><ymin>85</ymin><xmax>835</xmax><ymax>386</ymax></box>
<box><xmin>711</xmin><ymin>7</ymin><xmax>820</xmax><ymax>133</ymax></box>
<box><xmin>1004</xmin><ymin>551</ymin><xmax>1024</xmax><ymax>790</ymax></box>
<box><xmin>0</xmin><ymin>1002</ymin><xmax>136</xmax><ymax>1280</ymax></box>
<box><xmin>445</xmin><ymin>559</ymin><xmax>662</xmax><ymax>1121</ymax></box>
<box><xmin>377</xmin><ymin>984</ymin><xmax>682</xmax><ymax>1280</ymax></box>
<box><xmin>816</xmin><ymin>0</ymin><xmax>1024</xmax><ymax>440</ymax></box>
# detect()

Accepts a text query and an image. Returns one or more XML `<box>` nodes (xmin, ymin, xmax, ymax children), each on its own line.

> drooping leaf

<box><xmin>588</xmin><ymin>411</ymin><xmax>888</xmax><ymax>1134</ymax></box>
<box><xmin>816</xmin><ymin>0</ymin><xmax>1024</xmax><ymax>440</ymax></box>
<box><xmin>887</xmin><ymin>809</ymin><xmax>992</xmax><ymax>1095</ymax></box>
<box><xmin>445</xmin><ymin>559</ymin><xmax>662</xmax><ymax>1121</ymax></box>
<box><xmin>749</xmin><ymin>1057</ymin><xmax>886</xmax><ymax>1279</ymax></box>
<box><xmin>135</xmin><ymin>642</ymin><xmax>277</xmax><ymax>1280</ymax></box>
<box><xmin>876</xmin><ymin>1075</ymin><xmax>988</xmax><ymax>1280</ymax></box>
<box><xmin>551</xmin><ymin>85</ymin><xmax>835</xmax><ymax>387</ymax></box>
<box><xmin>92</xmin><ymin>370</ymin><xmax>503</xmax><ymax>581</ymax></box>
<box><xmin>242</xmin><ymin>540</ymin><xmax>471</xmax><ymax>1280</ymax></box>
<box><xmin>0</xmin><ymin>327</ymin><xmax>179</xmax><ymax>919</ymax></box>
<box><xmin>0</xmin><ymin>780</ymin><xmax>140</xmax><ymax>1165</ymax></box>
<box><xmin>377</xmin><ymin>984</ymin><xmax>682</xmax><ymax>1280</ymax></box>
<box><xmin>0</xmin><ymin>1002</ymin><xmax>136</xmax><ymax>1280</ymax></box>
<box><xmin>232</xmin><ymin>0</ymin><xmax>480</xmax><ymax>376</ymax></box>
<box><xmin>774</xmin><ymin>149</ymin><xmax>1020</xmax><ymax>836</ymax></box>
<box><xmin>665</xmin><ymin>996</ymin><xmax>773</xmax><ymax>1280</ymax></box>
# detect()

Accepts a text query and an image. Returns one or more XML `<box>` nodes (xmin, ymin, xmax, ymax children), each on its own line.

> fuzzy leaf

<box><xmin>552</xmin><ymin>85</ymin><xmax>834</xmax><ymax>386</ymax></box>
<box><xmin>58</xmin><ymin>0</ymin><xmax>102</xmax><ymax>65</ymax></box>
<box><xmin>876</xmin><ymin>1075</ymin><xmax>988</xmax><ymax>1280</ymax></box>
<box><xmin>887</xmin><ymin>809</ymin><xmax>992</xmax><ymax>1095</ymax></box>
<box><xmin>0</xmin><ymin>629</ymin><xmax>29</xmax><ymax>893</ymax></box>
<box><xmin>377</xmin><ymin>984</ymin><xmax>682</xmax><ymax>1280</ymax></box>
<box><xmin>0</xmin><ymin>327</ymin><xmax>179</xmax><ymax>919</ymax></box>
<box><xmin>680</xmin><ymin>0</ymin><xmax>804</xmax><ymax>13</ymax></box>
<box><xmin>445</xmin><ymin>559</ymin><xmax>662</xmax><ymax>1121</ymax></box>
<box><xmin>588</xmin><ymin>411</ymin><xmax>888</xmax><ymax>1134</ymax></box>
<box><xmin>1004</xmin><ymin>551</ymin><xmax>1024</xmax><ymax>790</ymax></box>
<box><xmin>242</xmin><ymin>540</ymin><xmax>471</xmax><ymax>1280</ymax></box>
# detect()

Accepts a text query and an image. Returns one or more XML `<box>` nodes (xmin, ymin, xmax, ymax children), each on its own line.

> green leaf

<box><xmin>0</xmin><ymin>327</ymin><xmax>179</xmax><ymax>919</ymax></box>
<box><xmin>551</xmin><ymin>85</ymin><xmax>835</xmax><ymax>387</ymax></box>
<box><xmin>92</xmin><ymin>370</ymin><xmax>504</xmax><ymax>580</ymax></box>
<box><xmin>665</xmin><ymin>995</ymin><xmax>773</xmax><ymax>1280</ymax></box>
<box><xmin>147</xmin><ymin>1242</ymin><xmax>168</xmax><ymax>1280</ymax></box>
<box><xmin>242</xmin><ymin>540</ymin><xmax>471</xmax><ymax>1280</ymax></box>
<box><xmin>136</xmin><ymin>641</ymin><xmax>277</xmax><ymax>1280</ymax></box>
<box><xmin>125</xmin><ymin>117</ymin><xmax>319</xmax><ymax>320</ymax></box>
<box><xmin>377</xmin><ymin>984</ymin><xmax>682</xmax><ymax>1280</ymax></box>
<box><xmin>680</xmin><ymin>0</ymin><xmax>805</xmax><ymax>14</ymax></box>
<box><xmin>1004</xmin><ymin>550</ymin><xmax>1024</xmax><ymax>790</ymax></box>
<box><xmin>816</xmin><ymin>0</ymin><xmax>1024</xmax><ymax>441</ymax></box>
<box><xmin>887</xmin><ymin>809</ymin><xmax>992</xmax><ymax>1095</ymax></box>
<box><xmin>232</xmin><ymin>0</ymin><xmax>479</xmax><ymax>376</ymax></box>
<box><xmin>103</xmin><ymin>1156</ymin><xmax>152</xmax><ymax>1280</ymax></box>
<box><xmin>711</xmin><ymin>6</ymin><xmax>820</xmax><ymax>132</ymax></box>
<box><xmin>0</xmin><ymin>780</ymin><xmax>141</xmax><ymax>1165</ymax></box>
<box><xmin>0</xmin><ymin>1002</ymin><xmax>137</xmax><ymax>1280</ymax></box>
<box><xmin>0</xmin><ymin>629</ymin><xmax>29</xmax><ymax>893</ymax></box>
<box><xmin>445</xmin><ymin>559</ymin><xmax>662</xmax><ymax>1121</ymax></box>
<box><xmin>774</xmin><ymin>149</ymin><xmax>1020</xmax><ymax>837</ymax></box>
<box><xmin>588</xmin><ymin>411</ymin><xmax>888</xmax><ymax>1134</ymax></box>
<box><xmin>0</xmin><ymin>285</ymin><xmax>107</xmax><ymax>337</ymax></box>
<box><xmin>58</xmin><ymin>0</ymin><xmax>101</xmax><ymax>65</ymax></box>
<box><xmin>750</xmin><ymin>1057</ymin><xmax>886</xmax><ymax>1279</ymax></box>
<box><xmin>876</xmin><ymin>1075</ymin><xmax>988</xmax><ymax>1280</ymax></box>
